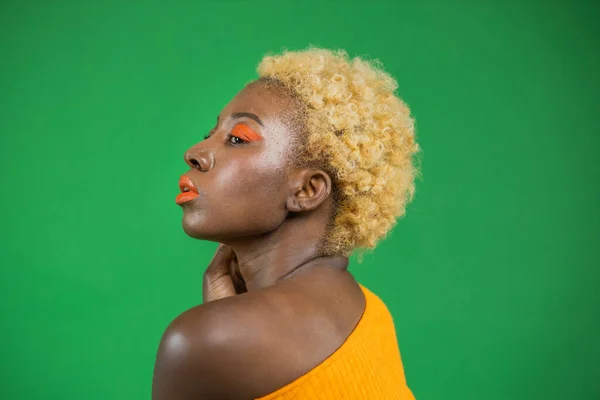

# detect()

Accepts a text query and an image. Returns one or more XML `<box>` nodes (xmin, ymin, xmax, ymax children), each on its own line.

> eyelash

<box><xmin>226</xmin><ymin>133</ymin><xmax>248</xmax><ymax>145</ymax></box>
<box><xmin>203</xmin><ymin>132</ymin><xmax>248</xmax><ymax>145</ymax></box>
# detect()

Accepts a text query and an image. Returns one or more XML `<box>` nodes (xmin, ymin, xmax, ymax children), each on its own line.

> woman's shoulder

<box><xmin>154</xmin><ymin>269</ymin><xmax>366</xmax><ymax>399</ymax></box>
<box><xmin>153</xmin><ymin>287</ymin><xmax>286</xmax><ymax>398</ymax></box>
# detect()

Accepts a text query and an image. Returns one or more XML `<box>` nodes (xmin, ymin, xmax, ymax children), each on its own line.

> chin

<box><xmin>181</xmin><ymin>208</ymin><xmax>210</xmax><ymax>240</ymax></box>
<box><xmin>180</xmin><ymin>209</ymin><xmax>230</xmax><ymax>243</ymax></box>
<box><xmin>179</xmin><ymin>204</ymin><xmax>282</xmax><ymax>242</ymax></box>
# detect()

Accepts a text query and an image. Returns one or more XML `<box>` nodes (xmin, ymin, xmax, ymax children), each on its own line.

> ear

<box><xmin>286</xmin><ymin>169</ymin><xmax>332</xmax><ymax>213</ymax></box>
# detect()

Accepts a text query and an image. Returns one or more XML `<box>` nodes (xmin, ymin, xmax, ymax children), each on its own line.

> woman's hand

<box><xmin>202</xmin><ymin>244</ymin><xmax>247</xmax><ymax>303</ymax></box>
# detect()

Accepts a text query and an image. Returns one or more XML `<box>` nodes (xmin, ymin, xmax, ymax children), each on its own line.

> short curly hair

<box><xmin>256</xmin><ymin>47</ymin><xmax>421</xmax><ymax>257</ymax></box>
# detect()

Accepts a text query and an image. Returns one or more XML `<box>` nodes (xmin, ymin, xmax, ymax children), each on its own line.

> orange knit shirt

<box><xmin>256</xmin><ymin>284</ymin><xmax>415</xmax><ymax>399</ymax></box>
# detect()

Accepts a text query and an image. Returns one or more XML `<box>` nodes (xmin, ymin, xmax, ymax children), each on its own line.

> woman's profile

<box><xmin>152</xmin><ymin>47</ymin><xmax>420</xmax><ymax>400</ymax></box>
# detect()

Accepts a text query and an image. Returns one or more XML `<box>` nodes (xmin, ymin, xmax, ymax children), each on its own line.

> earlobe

<box><xmin>286</xmin><ymin>196</ymin><xmax>302</xmax><ymax>213</ymax></box>
<box><xmin>285</xmin><ymin>169</ymin><xmax>332</xmax><ymax>213</ymax></box>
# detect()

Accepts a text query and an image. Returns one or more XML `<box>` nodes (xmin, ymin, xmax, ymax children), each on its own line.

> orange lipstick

<box><xmin>176</xmin><ymin>175</ymin><xmax>199</xmax><ymax>205</ymax></box>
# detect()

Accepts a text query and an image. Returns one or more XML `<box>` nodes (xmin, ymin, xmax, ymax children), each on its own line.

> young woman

<box><xmin>153</xmin><ymin>47</ymin><xmax>420</xmax><ymax>399</ymax></box>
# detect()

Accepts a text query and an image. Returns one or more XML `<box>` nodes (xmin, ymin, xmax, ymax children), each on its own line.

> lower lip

<box><xmin>176</xmin><ymin>192</ymin><xmax>199</xmax><ymax>205</ymax></box>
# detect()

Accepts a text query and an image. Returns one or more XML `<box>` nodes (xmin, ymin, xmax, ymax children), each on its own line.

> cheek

<box><xmin>225</xmin><ymin>167</ymin><xmax>284</xmax><ymax>214</ymax></box>
<box><xmin>219</xmin><ymin>160</ymin><xmax>288</xmax><ymax>223</ymax></box>
<box><xmin>216</xmin><ymin>154</ymin><xmax>288</xmax><ymax>199</ymax></box>
<box><xmin>189</xmin><ymin>167</ymin><xmax>273</xmax><ymax>230</ymax></box>
<box><xmin>181</xmin><ymin>148</ymin><xmax>293</xmax><ymax>239</ymax></box>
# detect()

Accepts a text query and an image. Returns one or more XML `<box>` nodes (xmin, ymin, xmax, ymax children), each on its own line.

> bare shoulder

<box><xmin>152</xmin><ymin>269</ymin><xmax>365</xmax><ymax>400</ymax></box>
<box><xmin>152</xmin><ymin>288</ymin><xmax>280</xmax><ymax>400</ymax></box>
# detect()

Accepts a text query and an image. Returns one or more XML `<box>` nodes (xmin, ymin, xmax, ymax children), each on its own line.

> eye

<box><xmin>228</xmin><ymin>123</ymin><xmax>262</xmax><ymax>144</ymax></box>
<box><xmin>227</xmin><ymin>134</ymin><xmax>248</xmax><ymax>145</ymax></box>
<box><xmin>203</xmin><ymin>134</ymin><xmax>210</xmax><ymax>140</ymax></box>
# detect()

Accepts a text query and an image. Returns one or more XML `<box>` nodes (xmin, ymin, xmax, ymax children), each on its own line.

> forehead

<box><xmin>220</xmin><ymin>82</ymin><xmax>300</xmax><ymax>128</ymax></box>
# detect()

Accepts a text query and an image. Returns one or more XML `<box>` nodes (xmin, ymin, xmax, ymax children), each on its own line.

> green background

<box><xmin>1</xmin><ymin>1</ymin><xmax>598</xmax><ymax>399</ymax></box>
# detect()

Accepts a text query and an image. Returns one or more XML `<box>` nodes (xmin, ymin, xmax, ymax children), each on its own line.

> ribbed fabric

<box><xmin>256</xmin><ymin>284</ymin><xmax>415</xmax><ymax>399</ymax></box>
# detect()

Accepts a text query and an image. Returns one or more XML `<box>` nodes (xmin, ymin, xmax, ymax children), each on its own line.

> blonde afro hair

<box><xmin>257</xmin><ymin>47</ymin><xmax>421</xmax><ymax>257</ymax></box>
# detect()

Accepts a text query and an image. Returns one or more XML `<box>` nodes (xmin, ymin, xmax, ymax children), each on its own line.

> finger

<box><xmin>213</xmin><ymin>243</ymin><xmax>226</xmax><ymax>257</ymax></box>
<box><xmin>229</xmin><ymin>257</ymin><xmax>247</xmax><ymax>294</ymax></box>
<box><xmin>206</xmin><ymin>244</ymin><xmax>234</xmax><ymax>276</ymax></box>
<box><xmin>229</xmin><ymin>256</ymin><xmax>243</xmax><ymax>283</ymax></box>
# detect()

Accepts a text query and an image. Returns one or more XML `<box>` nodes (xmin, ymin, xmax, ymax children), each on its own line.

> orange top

<box><xmin>256</xmin><ymin>284</ymin><xmax>415</xmax><ymax>399</ymax></box>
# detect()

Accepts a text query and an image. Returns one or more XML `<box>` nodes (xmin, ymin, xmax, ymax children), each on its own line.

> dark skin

<box><xmin>152</xmin><ymin>81</ymin><xmax>366</xmax><ymax>400</ymax></box>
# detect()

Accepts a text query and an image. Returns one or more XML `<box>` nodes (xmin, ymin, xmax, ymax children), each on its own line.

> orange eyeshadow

<box><xmin>230</xmin><ymin>124</ymin><xmax>263</xmax><ymax>142</ymax></box>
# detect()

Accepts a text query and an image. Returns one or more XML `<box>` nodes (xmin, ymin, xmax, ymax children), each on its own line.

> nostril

<box><xmin>184</xmin><ymin>151</ymin><xmax>201</xmax><ymax>169</ymax></box>
<box><xmin>189</xmin><ymin>158</ymin><xmax>200</xmax><ymax>168</ymax></box>
<box><xmin>184</xmin><ymin>148</ymin><xmax>212</xmax><ymax>172</ymax></box>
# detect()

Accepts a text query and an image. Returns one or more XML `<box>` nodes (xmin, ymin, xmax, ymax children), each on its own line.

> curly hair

<box><xmin>256</xmin><ymin>47</ymin><xmax>421</xmax><ymax>257</ymax></box>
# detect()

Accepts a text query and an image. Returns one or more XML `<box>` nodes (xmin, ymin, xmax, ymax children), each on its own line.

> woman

<box><xmin>152</xmin><ymin>47</ymin><xmax>420</xmax><ymax>399</ymax></box>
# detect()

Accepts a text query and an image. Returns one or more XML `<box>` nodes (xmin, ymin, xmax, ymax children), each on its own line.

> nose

<box><xmin>184</xmin><ymin>145</ymin><xmax>214</xmax><ymax>172</ymax></box>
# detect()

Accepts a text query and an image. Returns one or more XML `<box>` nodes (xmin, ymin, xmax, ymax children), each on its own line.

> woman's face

<box><xmin>178</xmin><ymin>82</ymin><xmax>302</xmax><ymax>242</ymax></box>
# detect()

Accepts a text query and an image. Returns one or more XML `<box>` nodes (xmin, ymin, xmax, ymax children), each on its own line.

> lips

<box><xmin>176</xmin><ymin>175</ymin><xmax>200</xmax><ymax>205</ymax></box>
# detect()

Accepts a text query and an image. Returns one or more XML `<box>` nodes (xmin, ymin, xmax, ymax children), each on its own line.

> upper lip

<box><xmin>179</xmin><ymin>175</ymin><xmax>199</xmax><ymax>194</ymax></box>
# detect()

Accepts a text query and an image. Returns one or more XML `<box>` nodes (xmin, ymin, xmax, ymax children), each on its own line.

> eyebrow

<box><xmin>217</xmin><ymin>112</ymin><xmax>264</xmax><ymax>127</ymax></box>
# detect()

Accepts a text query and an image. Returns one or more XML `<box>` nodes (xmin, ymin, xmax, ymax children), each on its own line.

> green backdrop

<box><xmin>1</xmin><ymin>1</ymin><xmax>598</xmax><ymax>399</ymax></box>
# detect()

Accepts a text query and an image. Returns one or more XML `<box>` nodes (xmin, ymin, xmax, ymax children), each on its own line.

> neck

<box><xmin>222</xmin><ymin>214</ymin><xmax>349</xmax><ymax>291</ymax></box>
